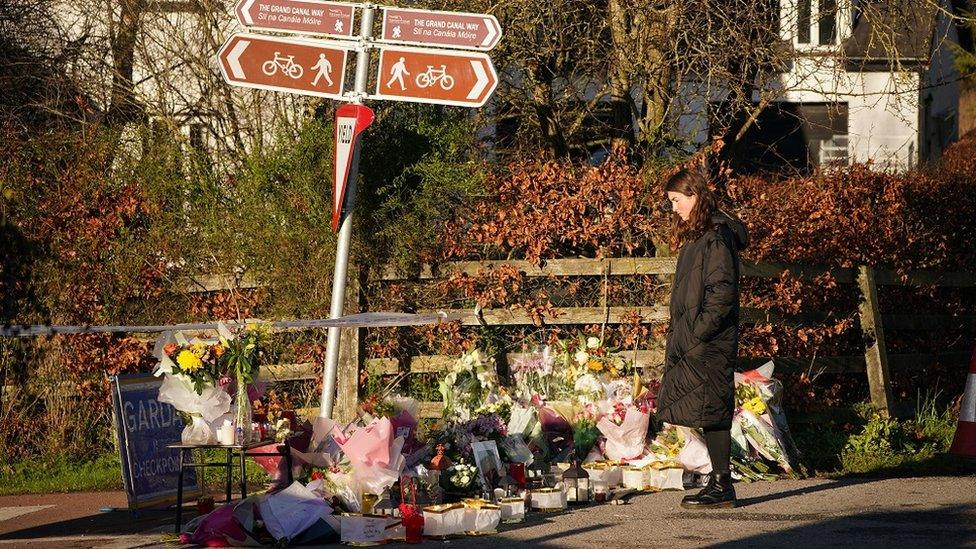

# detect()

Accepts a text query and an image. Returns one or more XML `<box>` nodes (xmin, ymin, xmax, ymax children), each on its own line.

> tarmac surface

<box><xmin>0</xmin><ymin>476</ymin><xmax>974</xmax><ymax>548</ymax></box>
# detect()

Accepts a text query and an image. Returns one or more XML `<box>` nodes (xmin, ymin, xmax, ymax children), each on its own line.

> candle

<box><xmin>217</xmin><ymin>424</ymin><xmax>235</xmax><ymax>445</ymax></box>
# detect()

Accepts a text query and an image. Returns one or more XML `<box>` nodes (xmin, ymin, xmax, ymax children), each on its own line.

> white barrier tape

<box><xmin>0</xmin><ymin>311</ymin><xmax>461</xmax><ymax>338</ymax></box>
<box><xmin>961</xmin><ymin>374</ymin><xmax>976</xmax><ymax>423</ymax></box>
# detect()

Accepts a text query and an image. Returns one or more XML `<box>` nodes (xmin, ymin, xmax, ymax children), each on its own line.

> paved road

<box><xmin>0</xmin><ymin>476</ymin><xmax>974</xmax><ymax>548</ymax></box>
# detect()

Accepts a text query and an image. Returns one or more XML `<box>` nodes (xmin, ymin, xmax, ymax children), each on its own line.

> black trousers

<box><xmin>703</xmin><ymin>428</ymin><xmax>731</xmax><ymax>474</ymax></box>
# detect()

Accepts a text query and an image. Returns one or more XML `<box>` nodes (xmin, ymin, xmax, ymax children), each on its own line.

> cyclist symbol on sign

<box><xmin>262</xmin><ymin>52</ymin><xmax>304</xmax><ymax>80</ymax></box>
<box><xmin>416</xmin><ymin>65</ymin><xmax>454</xmax><ymax>91</ymax></box>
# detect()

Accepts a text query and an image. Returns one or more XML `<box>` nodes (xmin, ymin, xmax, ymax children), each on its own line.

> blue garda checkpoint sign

<box><xmin>111</xmin><ymin>373</ymin><xmax>200</xmax><ymax>509</ymax></box>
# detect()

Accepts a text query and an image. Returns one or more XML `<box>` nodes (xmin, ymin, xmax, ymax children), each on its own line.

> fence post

<box><xmin>334</xmin><ymin>265</ymin><xmax>362</xmax><ymax>423</ymax></box>
<box><xmin>857</xmin><ymin>265</ymin><xmax>894</xmax><ymax>414</ymax></box>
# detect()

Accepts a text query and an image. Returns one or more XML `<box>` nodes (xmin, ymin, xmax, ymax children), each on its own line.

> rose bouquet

<box><xmin>571</xmin><ymin>407</ymin><xmax>601</xmax><ymax>459</ymax></box>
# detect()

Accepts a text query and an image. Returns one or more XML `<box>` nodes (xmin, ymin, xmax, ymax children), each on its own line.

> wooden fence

<box><xmin>181</xmin><ymin>257</ymin><xmax>976</xmax><ymax>422</ymax></box>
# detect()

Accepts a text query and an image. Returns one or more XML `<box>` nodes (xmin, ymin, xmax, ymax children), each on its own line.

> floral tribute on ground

<box><xmin>167</xmin><ymin>332</ymin><xmax>799</xmax><ymax>546</ymax></box>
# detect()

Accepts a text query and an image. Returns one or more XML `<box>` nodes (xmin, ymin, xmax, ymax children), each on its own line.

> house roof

<box><xmin>843</xmin><ymin>0</ymin><xmax>944</xmax><ymax>62</ymax></box>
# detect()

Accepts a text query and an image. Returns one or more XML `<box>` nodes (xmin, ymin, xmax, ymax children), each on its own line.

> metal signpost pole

<box><xmin>320</xmin><ymin>4</ymin><xmax>375</xmax><ymax>418</ymax></box>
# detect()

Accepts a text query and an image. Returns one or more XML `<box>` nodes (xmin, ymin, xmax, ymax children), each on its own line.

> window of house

<box><xmin>787</xmin><ymin>0</ymin><xmax>846</xmax><ymax>48</ymax></box>
<box><xmin>818</xmin><ymin>0</ymin><xmax>837</xmax><ymax>45</ymax></box>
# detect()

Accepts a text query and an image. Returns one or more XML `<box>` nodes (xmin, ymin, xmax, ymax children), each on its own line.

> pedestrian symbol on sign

<box><xmin>312</xmin><ymin>53</ymin><xmax>334</xmax><ymax>87</ymax></box>
<box><xmin>386</xmin><ymin>57</ymin><xmax>410</xmax><ymax>91</ymax></box>
<box><xmin>392</xmin><ymin>26</ymin><xmax>402</xmax><ymax>39</ymax></box>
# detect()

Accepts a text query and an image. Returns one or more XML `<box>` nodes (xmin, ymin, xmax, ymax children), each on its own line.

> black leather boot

<box><xmin>680</xmin><ymin>472</ymin><xmax>736</xmax><ymax>509</ymax></box>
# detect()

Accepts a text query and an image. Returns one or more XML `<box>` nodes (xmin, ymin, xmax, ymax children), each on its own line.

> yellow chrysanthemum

<box><xmin>190</xmin><ymin>342</ymin><xmax>206</xmax><ymax>358</ymax></box>
<box><xmin>177</xmin><ymin>350</ymin><xmax>204</xmax><ymax>372</ymax></box>
<box><xmin>586</xmin><ymin>360</ymin><xmax>604</xmax><ymax>372</ymax></box>
<box><xmin>743</xmin><ymin>396</ymin><xmax>767</xmax><ymax>416</ymax></box>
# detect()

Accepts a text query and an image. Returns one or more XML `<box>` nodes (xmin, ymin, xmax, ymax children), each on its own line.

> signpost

<box><xmin>111</xmin><ymin>374</ymin><xmax>201</xmax><ymax>509</ymax></box>
<box><xmin>372</xmin><ymin>45</ymin><xmax>498</xmax><ymax>108</ymax></box>
<box><xmin>217</xmin><ymin>2</ymin><xmax>501</xmax><ymax>419</ymax></box>
<box><xmin>216</xmin><ymin>33</ymin><xmax>350</xmax><ymax>99</ymax></box>
<box><xmin>379</xmin><ymin>7</ymin><xmax>501</xmax><ymax>50</ymax></box>
<box><xmin>235</xmin><ymin>0</ymin><xmax>358</xmax><ymax>38</ymax></box>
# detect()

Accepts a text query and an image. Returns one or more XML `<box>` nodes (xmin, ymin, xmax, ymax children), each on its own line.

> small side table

<box><xmin>168</xmin><ymin>439</ymin><xmax>293</xmax><ymax>533</ymax></box>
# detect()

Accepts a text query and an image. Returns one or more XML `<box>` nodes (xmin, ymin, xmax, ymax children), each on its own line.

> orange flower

<box><xmin>586</xmin><ymin>359</ymin><xmax>604</xmax><ymax>372</ymax></box>
<box><xmin>163</xmin><ymin>343</ymin><xmax>178</xmax><ymax>356</ymax></box>
<box><xmin>213</xmin><ymin>344</ymin><xmax>225</xmax><ymax>357</ymax></box>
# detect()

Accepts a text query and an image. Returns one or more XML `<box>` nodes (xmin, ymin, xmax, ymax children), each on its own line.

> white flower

<box><xmin>604</xmin><ymin>379</ymin><xmax>633</xmax><ymax>402</ymax></box>
<box><xmin>574</xmin><ymin>373</ymin><xmax>603</xmax><ymax>395</ymax></box>
<box><xmin>574</xmin><ymin>350</ymin><xmax>589</xmax><ymax>365</ymax></box>
<box><xmin>476</xmin><ymin>370</ymin><xmax>492</xmax><ymax>386</ymax></box>
<box><xmin>586</xmin><ymin>337</ymin><xmax>601</xmax><ymax>349</ymax></box>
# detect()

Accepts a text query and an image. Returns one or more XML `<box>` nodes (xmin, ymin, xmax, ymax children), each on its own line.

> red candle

<box><xmin>400</xmin><ymin>504</ymin><xmax>424</xmax><ymax>544</ymax></box>
<box><xmin>509</xmin><ymin>463</ymin><xmax>526</xmax><ymax>490</ymax></box>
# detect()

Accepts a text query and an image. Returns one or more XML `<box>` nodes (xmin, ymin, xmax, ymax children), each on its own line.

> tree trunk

<box><xmin>608</xmin><ymin>0</ymin><xmax>634</xmax><ymax>153</ymax></box>
<box><xmin>105</xmin><ymin>0</ymin><xmax>146</xmax><ymax>130</ymax></box>
<box><xmin>528</xmin><ymin>64</ymin><xmax>569</xmax><ymax>160</ymax></box>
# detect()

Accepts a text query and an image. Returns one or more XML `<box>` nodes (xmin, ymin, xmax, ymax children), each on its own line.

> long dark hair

<box><xmin>665</xmin><ymin>169</ymin><xmax>717</xmax><ymax>251</ymax></box>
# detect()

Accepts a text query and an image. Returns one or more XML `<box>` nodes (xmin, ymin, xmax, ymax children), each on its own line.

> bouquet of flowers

<box><xmin>649</xmin><ymin>423</ymin><xmax>686</xmax><ymax>459</ymax></box>
<box><xmin>510</xmin><ymin>346</ymin><xmax>555</xmax><ymax>401</ymax></box>
<box><xmin>536</xmin><ymin>402</ymin><xmax>575</xmax><ymax>461</ymax></box>
<box><xmin>736</xmin><ymin>382</ymin><xmax>767</xmax><ymax>416</ymax></box>
<box><xmin>361</xmin><ymin>394</ymin><xmax>423</xmax><ymax>456</ymax></box>
<box><xmin>159</xmin><ymin>340</ymin><xmax>224</xmax><ymax>394</ymax></box>
<box><xmin>649</xmin><ymin>423</ymin><xmax>711</xmax><ymax>473</ymax></box>
<box><xmin>573</xmin><ymin>373</ymin><xmax>605</xmax><ymax>405</ymax></box>
<box><xmin>442</xmin><ymin>413</ymin><xmax>508</xmax><ymax>461</ymax></box>
<box><xmin>731</xmin><ymin>362</ymin><xmax>800</xmax><ymax>473</ymax></box>
<box><xmin>571</xmin><ymin>407</ymin><xmax>601</xmax><ymax>460</ymax></box>
<box><xmin>155</xmin><ymin>323</ymin><xmax>268</xmax><ymax>445</ymax></box>
<box><xmin>596</xmin><ymin>401</ymin><xmax>650</xmax><ymax>461</ymax></box>
<box><xmin>155</xmin><ymin>327</ymin><xmax>235</xmax><ymax>444</ymax></box>
<box><xmin>221</xmin><ymin>324</ymin><xmax>267</xmax><ymax>443</ymax></box>
<box><xmin>439</xmin><ymin>349</ymin><xmax>499</xmax><ymax>422</ymax></box>
<box><xmin>558</xmin><ymin>334</ymin><xmax>629</xmax><ymax>381</ymax></box>
<box><xmin>441</xmin><ymin>461</ymin><xmax>479</xmax><ymax>497</ymax></box>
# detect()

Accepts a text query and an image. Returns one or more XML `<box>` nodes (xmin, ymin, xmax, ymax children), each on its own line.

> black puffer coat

<box><xmin>656</xmin><ymin>211</ymin><xmax>749</xmax><ymax>431</ymax></box>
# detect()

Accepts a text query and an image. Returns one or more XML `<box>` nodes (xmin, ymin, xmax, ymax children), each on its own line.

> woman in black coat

<box><xmin>656</xmin><ymin>169</ymin><xmax>748</xmax><ymax>509</ymax></box>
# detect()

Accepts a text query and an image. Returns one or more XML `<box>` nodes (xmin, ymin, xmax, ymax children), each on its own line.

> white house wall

<box><xmin>921</xmin><ymin>0</ymin><xmax>961</xmax><ymax>159</ymax></box>
<box><xmin>49</xmin><ymin>1</ymin><xmax>312</xmax><ymax>166</ymax></box>
<box><xmin>676</xmin><ymin>54</ymin><xmax>921</xmax><ymax>171</ymax></box>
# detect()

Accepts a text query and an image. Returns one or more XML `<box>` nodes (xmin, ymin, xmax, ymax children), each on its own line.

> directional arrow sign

<box><xmin>379</xmin><ymin>7</ymin><xmax>501</xmax><ymax>51</ymax></box>
<box><xmin>372</xmin><ymin>45</ymin><xmax>498</xmax><ymax>108</ymax></box>
<box><xmin>216</xmin><ymin>33</ymin><xmax>350</xmax><ymax>99</ymax></box>
<box><xmin>235</xmin><ymin>0</ymin><xmax>357</xmax><ymax>38</ymax></box>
